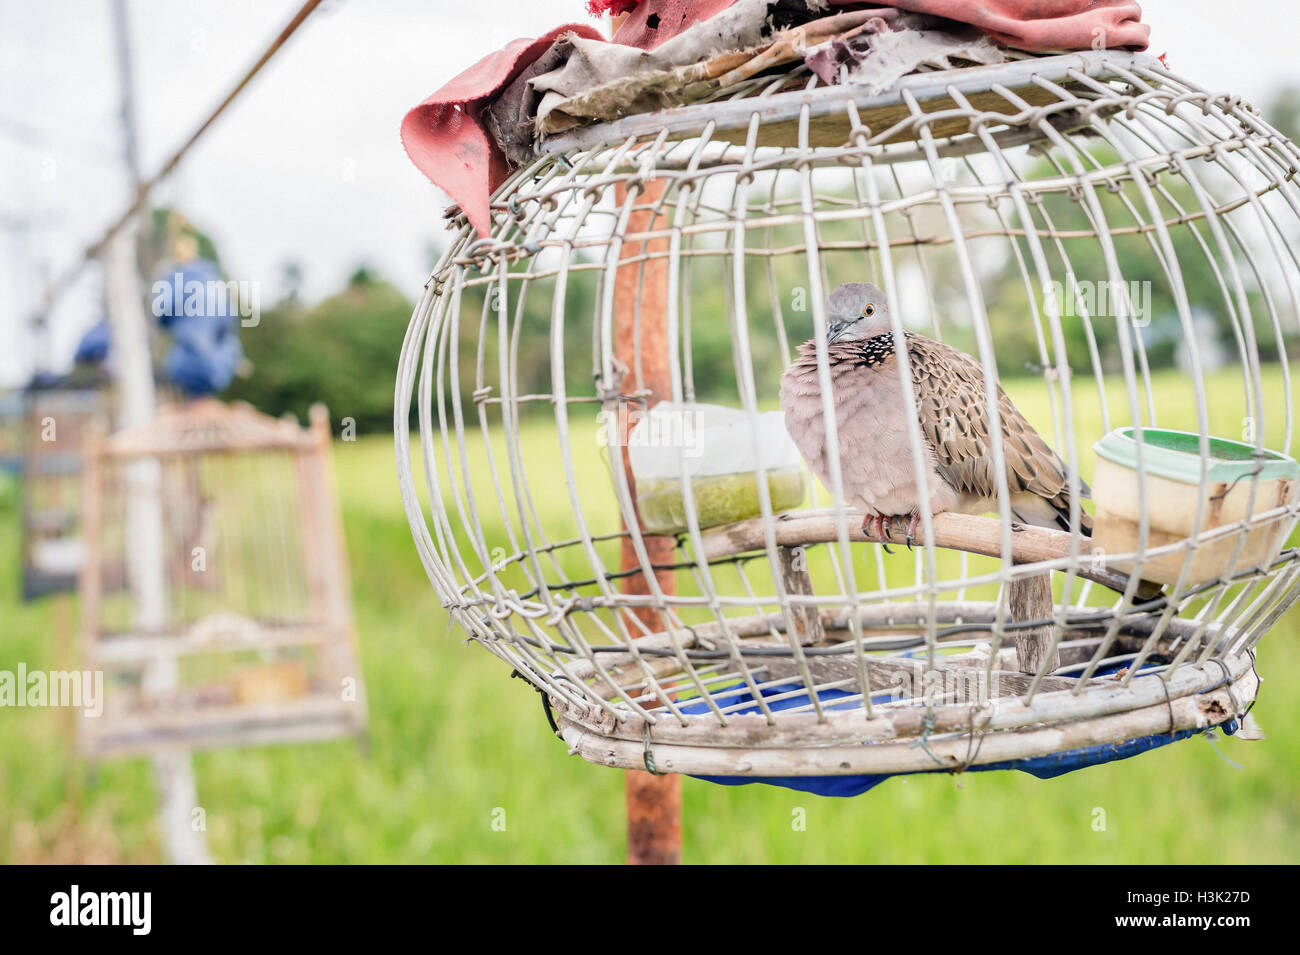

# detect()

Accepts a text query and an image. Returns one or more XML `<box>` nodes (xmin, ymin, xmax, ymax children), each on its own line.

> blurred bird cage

<box><xmin>396</xmin><ymin>50</ymin><xmax>1300</xmax><ymax>785</ymax></box>
<box><xmin>19</xmin><ymin>384</ymin><xmax>111</xmax><ymax>600</ymax></box>
<box><xmin>151</xmin><ymin>379</ymin><xmax>188</xmax><ymax>412</ymax></box>
<box><xmin>81</xmin><ymin>399</ymin><xmax>367</xmax><ymax>757</ymax></box>
<box><xmin>0</xmin><ymin>390</ymin><xmax>23</xmax><ymax>475</ymax></box>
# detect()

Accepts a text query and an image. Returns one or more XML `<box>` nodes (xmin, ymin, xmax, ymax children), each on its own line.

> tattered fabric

<box><xmin>401</xmin><ymin>1</ymin><xmax>1150</xmax><ymax>237</ymax></box>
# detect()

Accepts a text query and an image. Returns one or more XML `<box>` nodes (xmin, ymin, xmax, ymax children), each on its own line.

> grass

<box><xmin>1</xmin><ymin>365</ymin><xmax>1297</xmax><ymax>863</ymax></box>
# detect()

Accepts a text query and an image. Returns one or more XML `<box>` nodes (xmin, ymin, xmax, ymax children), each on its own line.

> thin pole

<box><xmin>104</xmin><ymin>225</ymin><xmax>212</xmax><ymax>864</ymax></box>
<box><xmin>111</xmin><ymin>0</ymin><xmax>141</xmax><ymax>186</ymax></box>
<box><xmin>97</xmin><ymin>0</ymin><xmax>325</xmax><ymax>250</ymax></box>
<box><xmin>43</xmin><ymin>0</ymin><xmax>325</xmax><ymax>312</ymax></box>
<box><xmin>614</xmin><ymin>176</ymin><xmax>682</xmax><ymax>866</ymax></box>
<box><xmin>106</xmin><ymin>0</ymin><xmax>210</xmax><ymax>865</ymax></box>
<box><xmin>608</xmin><ymin>9</ymin><xmax>681</xmax><ymax>868</ymax></box>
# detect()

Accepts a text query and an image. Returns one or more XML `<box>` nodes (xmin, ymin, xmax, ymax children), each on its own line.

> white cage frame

<box><xmin>397</xmin><ymin>50</ymin><xmax>1297</xmax><ymax>778</ymax></box>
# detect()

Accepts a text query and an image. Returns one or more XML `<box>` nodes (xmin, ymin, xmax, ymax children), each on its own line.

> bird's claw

<box><xmin>876</xmin><ymin>515</ymin><xmax>894</xmax><ymax>553</ymax></box>
<box><xmin>905</xmin><ymin>512</ymin><xmax>920</xmax><ymax>551</ymax></box>
<box><xmin>860</xmin><ymin>514</ymin><xmax>897</xmax><ymax>553</ymax></box>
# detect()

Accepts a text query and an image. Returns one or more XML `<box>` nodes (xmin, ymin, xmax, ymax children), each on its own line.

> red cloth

<box><xmin>587</xmin><ymin>0</ymin><xmax>642</xmax><ymax>14</ymax></box>
<box><xmin>402</xmin><ymin>2</ymin><xmax>1148</xmax><ymax>237</ymax></box>
<box><xmin>612</xmin><ymin>0</ymin><xmax>739</xmax><ymax>49</ymax></box>
<box><xmin>399</xmin><ymin>24</ymin><xmax>604</xmax><ymax>237</ymax></box>
<box><xmin>871</xmin><ymin>1</ymin><xmax>1147</xmax><ymax>52</ymax></box>
<box><xmin>609</xmin><ymin>0</ymin><xmax>1148</xmax><ymax>49</ymax></box>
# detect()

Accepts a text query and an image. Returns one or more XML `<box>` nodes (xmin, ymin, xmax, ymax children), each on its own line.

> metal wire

<box><xmin>394</xmin><ymin>50</ymin><xmax>1299</xmax><ymax>776</ymax></box>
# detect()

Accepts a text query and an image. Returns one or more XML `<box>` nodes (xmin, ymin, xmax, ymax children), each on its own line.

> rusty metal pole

<box><xmin>606</xmin><ymin>9</ymin><xmax>681</xmax><ymax>868</ymax></box>
<box><xmin>614</xmin><ymin>173</ymin><xmax>682</xmax><ymax>866</ymax></box>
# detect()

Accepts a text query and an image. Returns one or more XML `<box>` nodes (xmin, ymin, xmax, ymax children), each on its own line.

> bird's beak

<box><xmin>826</xmin><ymin>320</ymin><xmax>850</xmax><ymax>344</ymax></box>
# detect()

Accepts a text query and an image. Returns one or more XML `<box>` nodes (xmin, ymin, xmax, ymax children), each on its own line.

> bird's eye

<box><xmin>863</xmin><ymin>304</ymin><xmax>876</xmax><ymax>317</ymax></box>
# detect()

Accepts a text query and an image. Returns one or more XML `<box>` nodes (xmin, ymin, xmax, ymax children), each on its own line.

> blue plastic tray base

<box><xmin>680</xmin><ymin>681</ymin><xmax>1237</xmax><ymax>797</ymax></box>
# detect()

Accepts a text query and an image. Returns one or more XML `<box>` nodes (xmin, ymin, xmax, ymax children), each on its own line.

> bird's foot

<box><xmin>905</xmin><ymin>512</ymin><xmax>920</xmax><ymax>551</ymax></box>
<box><xmin>861</xmin><ymin>513</ymin><xmax>893</xmax><ymax>554</ymax></box>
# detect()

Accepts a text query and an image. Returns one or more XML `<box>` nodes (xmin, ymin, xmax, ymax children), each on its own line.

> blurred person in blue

<box><xmin>151</xmin><ymin>229</ymin><xmax>245</xmax><ymax>398</ymax></box>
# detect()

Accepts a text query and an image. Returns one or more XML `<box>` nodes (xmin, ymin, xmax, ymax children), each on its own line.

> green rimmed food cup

<box><xmin>1091</xmin><ymin>427</ymin><xmax>1299</xmax><ymax>586</ymax></box>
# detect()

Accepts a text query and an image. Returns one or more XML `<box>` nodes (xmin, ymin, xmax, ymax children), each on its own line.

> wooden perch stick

<box><xmin>1010</xmin><ymin>571</ymin><xmax>1057</xmax><ymax>674</ymax></box>
<box><xmin>778</xmin><ymin>545</ymin><xmax>824</xmax><ymax>645</ymax></box>
<box><xmin>699</xmin><ymin>509</ymin><xmax>1159</xmax><ymax>597</ymax></box>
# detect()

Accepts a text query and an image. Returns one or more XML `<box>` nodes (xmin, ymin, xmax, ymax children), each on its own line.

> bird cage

<box><xmin>20</xmin><ymin>385</ymin><xmax>110</xmax><ymax>599</ymax></box>
<box><xmin>81</xmin><ymin>399</ymin><xmax>367</xmax><ymax>756</ymax></box>
<box><xmin>0</xmin><ymin>391</ymin><xmax>24</xmax><ymax>475</ymax></box>
<box><xmin>396</xmin><ymin>50</ymin><xmax>1299</xmax><ymax>787</ymax></box>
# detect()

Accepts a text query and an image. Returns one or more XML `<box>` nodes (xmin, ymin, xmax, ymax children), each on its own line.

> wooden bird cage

<box><xmin>396</xmin><ymin>51</ymin><xmax>1298</xmax><ymax>786</ymax></box>
<box><xmin>81</xmin><ymin>399</ymin><xmax>367</xmax><ymax>757</ymax></box>
<box><xmin>19</xmin><ymin>386</ymin><xmax>110</xmax><ymax>600</ymax></box>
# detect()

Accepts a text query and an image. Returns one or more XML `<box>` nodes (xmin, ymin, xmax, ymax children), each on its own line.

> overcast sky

<box><xmin>3</xmin><ymin>0</ymin><xmax>1299</xmax><ymax>387</ymax></box>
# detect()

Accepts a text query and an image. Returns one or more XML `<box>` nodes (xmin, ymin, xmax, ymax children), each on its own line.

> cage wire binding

<box><xmin>396</xmin><ymin>50</ymin><xmax>1300</xmax><ymax>780</ymax></box>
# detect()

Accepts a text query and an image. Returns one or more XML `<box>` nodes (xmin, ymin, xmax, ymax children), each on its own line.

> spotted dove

<box><xmin>779</xmin><ymin>282</ymin><xmax>1092</xmax><ymax>544</ymax></box>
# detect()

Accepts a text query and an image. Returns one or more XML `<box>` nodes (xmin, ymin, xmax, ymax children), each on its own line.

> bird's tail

<box><xmin>1012</xmin><ymin>489</ymin><xmax>1093</xmax><ymax>537</ymax></box>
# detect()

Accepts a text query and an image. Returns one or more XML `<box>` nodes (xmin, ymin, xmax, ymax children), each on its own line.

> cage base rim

<box><xmin>552</xmin><ymin>644</ymin><xmax>1254</xmax><ymax>747</ymax></box>
<box><xmin>556</xmin><ymin>661</ymin><xmax>1256</xmax><ymax>776</ymax></box>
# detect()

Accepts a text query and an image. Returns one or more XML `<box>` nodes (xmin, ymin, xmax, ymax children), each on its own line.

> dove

<box><xmin>779</xmin><ymin>282</ymin><xmax>1092</xmax><ymax>547</ymax></box>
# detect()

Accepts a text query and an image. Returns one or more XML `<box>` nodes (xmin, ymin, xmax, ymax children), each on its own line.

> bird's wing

<box><xmin>908</xmin><ymin>335</ymin><xmax>1089</xmax><ymax>516</ymax></box>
